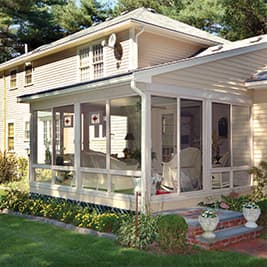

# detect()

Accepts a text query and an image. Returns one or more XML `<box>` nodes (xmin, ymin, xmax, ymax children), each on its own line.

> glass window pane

<box><xmin>110</xmin><ymin>96</ymin><xmax>141</xmax><ymax>170</ymax></box>
<box><xmin>151</xmin><ymin>96</ymin><xmax>177</xmax><ymax>193</ymax></box>
<box><xmin>212</xmin><ymin>172</ymin><xmax>230</xmax><ymax>189</ymax></box>
<box><xmin>34</xmin><ymin>110</ymin><xmax>52</xmax><ymax>164</ymax></box>
<box><xmin>232</xmin><ymin>106</ymin><xmax>250</xmax><ymax>166</ymax></box>
<box><xmin>34</xmin><ymin>168</ymin><xmax>52</xmax><ymax>183</ymax></box>
<box><xmin>180</xmin><ymin>99</ymin><xmax>202</xmax><ymax>192</ymax></box>
<box><xmin>234</xmin><ymin>170</ymin><xmax>251</xmax><ymax>187</ymax></box>
<box><xmin>54</xmin><ymin>105</ymin><xmax>74</xmax><ymax>166</ymax></box>
<box><xmin>81</xmin><ymin>172</ymin><xmax>107</xmax><ymax>191</ymax></box>
<box><xmin>81</xmin><ymin>101</ymin><xmax>106</xmax><ymax>168</ymax></box>
<box><xmin>112</xmin><ymin>175</ymin><xmax>140</xmax><ymax>195</ymax></box>
<box><xmin>54</xmin><ymin>170</ymin><xmax>75</xmax><ymax>187</ymax></box>
<box><xmin>212</xmin><ymin>103</ymin><xmax>231</xmax><ymax>167</ymax></box>
<box><xmin>7</xmin><ymin>123</ymin><xmax>14</xmax><ymax>151</ymax></box>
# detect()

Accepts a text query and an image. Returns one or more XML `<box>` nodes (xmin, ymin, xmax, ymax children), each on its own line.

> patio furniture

<box><xmin>161</xmin><ymin>147</ymin><xmax>201</xmax><ymax>192</ymax></box>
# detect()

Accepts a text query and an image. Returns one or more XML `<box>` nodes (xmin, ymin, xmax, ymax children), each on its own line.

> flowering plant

<box><xmin>243</xmin><ymin>202</ymin><xmax>259</xmax><ymax>209</ymax></box>
<box><xmin>200</xmin><ymin>208</ymin><xmax>217</xmax><ymax>218</ymax></box>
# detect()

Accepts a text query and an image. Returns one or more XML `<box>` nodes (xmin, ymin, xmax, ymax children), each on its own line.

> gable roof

<box><xmin>0</xmin><ymin>7</ymin><xmax>229</xmax><ymax>71</ymax></box>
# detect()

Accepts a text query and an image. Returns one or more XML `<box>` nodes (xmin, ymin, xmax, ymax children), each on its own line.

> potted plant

<box><xmin>198</xmin><ymin>208</ymin><xmax>219</xmax><ymax>239</ymax></box>
<box><xmin>242</xmin><ymin>202</ymin><xmax>261</xmax><ymax>228</ymax></box>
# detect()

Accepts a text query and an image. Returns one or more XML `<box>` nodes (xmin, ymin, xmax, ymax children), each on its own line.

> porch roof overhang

<box><xmin>134</xmin><ymin>35</ymin><xmax>267</xmax><ymax>85</ymax></box>
<box><xmin>245</xmin><ymin>80</ymin><xmax>267</xmax><ymax>90</ymax></box>
<box><xmin>17</xmin><ymin>72</ymin><xmax>134</xmax><ymax>103</ymax></box>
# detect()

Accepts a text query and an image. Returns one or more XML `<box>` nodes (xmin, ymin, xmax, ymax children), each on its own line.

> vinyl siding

<box><xmin>138</xmin><ymin>32</ymin><xmax>203</xmax><ymax>68</ymax></box>
<box><xmin>104</xmin><ymin>31</ymin><xmax>130</xmax><ymax>76</ymax></box>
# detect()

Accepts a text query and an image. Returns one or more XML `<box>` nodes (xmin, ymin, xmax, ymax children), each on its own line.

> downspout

<box><xmin>3</xmin><ymin>74</ymin><xmax>6</xmax><ymax>151</ymax></box>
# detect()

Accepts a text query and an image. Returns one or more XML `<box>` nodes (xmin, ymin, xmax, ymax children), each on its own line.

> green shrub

<box><xmin>0</xmin><ymin>189</ymin><xmax>125</xmax><ymax>234</ymax></box>
<box><xmin>0</xmin><ymin>151</ymin><xmax>18</xmax><ymax>183</ymax></box>
<box><xmin>117</xmin><ymin>214</ymin><xmax>158</xmax><ymax>249</ymax></box>
<box><xmin>92</xmin><ymin>213</ymin><xmax>122</xmax><ymax>233</ymax></box>
<box><xmin>249</xmin><ymin>161</ymin><xmax>267</xmax><ymax>202</ymax></box>
<box><xmin>220</xmin><ymin>194</ymin><xmax>249</xmax><ymax>211</ymax></box>
<box><xmin>17</xmin><ymin>157</ymin><xmax>28</xmax><ymax>179</ymax></box>
<box><xmin>157</xmin><ymin>214</ymin><xmax>188</xmax><ymax>251</ymax></box>
<box><xmin>257</xmin><ymin>199</ymin><xmax>267</xmax><ymax>227</ymax></box>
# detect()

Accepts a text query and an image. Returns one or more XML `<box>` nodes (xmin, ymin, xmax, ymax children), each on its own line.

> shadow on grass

<box><xmin>0</xmin><ymin>214</ymin><xmax>266</xmax><ymax>267</ymax></box>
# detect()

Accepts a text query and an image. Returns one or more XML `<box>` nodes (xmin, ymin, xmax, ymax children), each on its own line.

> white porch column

<box><xmin>74</xmin><ymin>103</ymin><xmax>81</xmax><ymax>191</ymax></box>
<box><xmin>140</xmin><ymin>91</ymin><xmax>151</xmax><ymax>213</ymax></box>
<box><xmin>203</xmin><ymin>100</ymin><xmax>212</xmax><ymax>191</ymax></box>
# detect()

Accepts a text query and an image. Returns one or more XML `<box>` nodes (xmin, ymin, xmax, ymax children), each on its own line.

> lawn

<box><xmin>0</xmin><ymin>214</ymin><xmax>266</xmax><ymax>267</ymax></box>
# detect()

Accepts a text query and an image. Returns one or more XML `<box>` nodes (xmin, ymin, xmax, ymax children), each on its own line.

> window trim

<box><xmin>24</xmin><ymin>62</ymin><xmax>33</xmax><ymax>86</ymax></box>
<box><xmin>9</xmin><ymin>69</ymin><xmax>17</xmax><ymax>90</ymax></box>
<box><xmin>78</xmin><ymin>42</ymin><xmax>104</xmax><ymax>82</ymax></box>
<box><xmin>7</xmin><ymin>121</ymin><xmax>15</xmax><ymax>152</ymax></box>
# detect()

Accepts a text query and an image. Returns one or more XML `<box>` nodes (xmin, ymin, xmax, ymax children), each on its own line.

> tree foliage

<box><xmin>221</xmin><ymin>0</ymin><xmax>267</xmax><ymax>40</ymax></box>
<box><xmin>53</xmin><ymin>0</ymin><xmax>107</xmax><ymax>34</ymax></box>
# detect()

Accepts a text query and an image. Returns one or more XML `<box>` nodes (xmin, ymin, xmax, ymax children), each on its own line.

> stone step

<box><xmin>188</xmin><ymin>225</ymin><xmax>263</xmax><ymax>250</ymax></box>
<box><xmin>176</xmin><ymin>208</ymin><xmax>246</xmax><ymax>238</ymax></box>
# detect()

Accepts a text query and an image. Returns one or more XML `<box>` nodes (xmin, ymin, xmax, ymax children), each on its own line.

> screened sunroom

<box><xmin>18</xmin><ymin>67</ymin><xmax>253</xmax><ymax>213</ymax></box>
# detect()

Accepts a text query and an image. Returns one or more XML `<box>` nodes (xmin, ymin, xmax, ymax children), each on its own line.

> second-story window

<box><xmin>79</xmin><ymin>44</ymin><xmax>103</xmax><ymax>81</ymax></box>
<box><xmin>10</xmin><ymin>70</ymin><xmax>17</xmax><ymax>89</ymax></box>
<box><xmin>25</xmin><ymin>63</ymin><xmax>33</xmax><ymax>85</ymax></box>
<box><xmin>79</xmin><ymin>47</ymin><xmax>90</xmax><ymax>81</ymax></box>
<box><xmin>93</xmin><ymin>44</ymin><xmax>103</xmax><ymax>79</ymax></box>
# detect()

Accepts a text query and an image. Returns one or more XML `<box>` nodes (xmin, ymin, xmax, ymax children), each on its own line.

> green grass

<box><xmin>0</xmin><ymin>214</ymin><xmax>266</xmax><ymax>267</ymax></box>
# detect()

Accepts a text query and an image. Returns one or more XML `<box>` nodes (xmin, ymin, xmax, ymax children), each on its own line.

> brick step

<box><xmin>188</xmin><ymin>225</ymin><xmax>263</xmax><ymax>250</ymax></box>
<box><xmin>184</xmin><ymin>209</ymin><xmax>246</xmax><ymax>238</ymax></box>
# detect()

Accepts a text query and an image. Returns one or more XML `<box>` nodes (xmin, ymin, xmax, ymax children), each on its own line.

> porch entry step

<box><xmin>164</xmin><ymin>207</ymin><xmax>263</xmax><ymax>250</ymax></box>
<box><xmin>189</xmin><ymin>225</ymin><xmax>263</xmax><ymax>250</ymax></box>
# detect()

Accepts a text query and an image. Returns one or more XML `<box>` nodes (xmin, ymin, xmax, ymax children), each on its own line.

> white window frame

<box><xmin>9</xmin><ymin>69</ymin><xmax>17</xmax><ymax>90</ymax></box>
<box><xmin>24</xmin><ymin>63</ymin><xmax>33</xmax><ymax>86</ymax></box>
<box><xmin>210</xmin><ymin>102</ymin><xmax>252</xmax><ymax>190</ymax></box>
<box><xmin>78</xmin><ymin>42</ymin><xmax>104</xmax><ymax>82</ymax></box>
<box><xmin>24</xmin><ymin>120</ymin><xmax>30</xmax><ymax>141</ymax></box>
<box><xmin>7</xmin><ymin>120</ymin><xmax>15</xmax><ymax>152</ymax></box>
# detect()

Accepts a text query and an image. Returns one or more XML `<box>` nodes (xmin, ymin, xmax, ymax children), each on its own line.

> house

<box><xmin>1</xmin><ymin>8</ymin><xmax>267</xmax><ymax>213</ymax></box>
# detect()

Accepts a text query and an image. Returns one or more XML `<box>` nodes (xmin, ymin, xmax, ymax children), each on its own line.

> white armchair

<box><xmin>81</xmin><ymin>150</ymin><xmax>139</xmax><ymax>192</ymax></box>
<box><xmin>161</xmin><ymin>147</ymin><xmax>201</xmax><ymax>192</ymax></box>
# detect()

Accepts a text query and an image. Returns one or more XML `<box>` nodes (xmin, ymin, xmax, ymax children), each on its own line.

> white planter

<box><xmin>243</xmin><ymin>207</ymin><xmax>261</xmax><ymax>228</ymax></box>
<box><xmin>198</xmin><ymin>215</ymin><xmax>219</xmax><ymax>239</ymax></box>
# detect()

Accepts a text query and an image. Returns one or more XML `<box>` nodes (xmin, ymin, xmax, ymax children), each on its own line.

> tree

<box><xmin>53</xmin><ymin>0</ymin><xmax>107</xmax><ymax>34</ymax></box>
<box><xmin>221</xmin><ymin>0</ymin><xmax>267</xmax><ymax>40</ymax></box>
<box><xmin>0</xmin><ymin>0</ymin><xmax>68</xmax><ymax>62</ymax></box>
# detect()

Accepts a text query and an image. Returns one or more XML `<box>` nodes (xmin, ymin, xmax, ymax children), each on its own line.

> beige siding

<box><xmin>105</xmin><ymin>31</ymin><xmax>130</xmax><ymax>76</ymax></box>
<box><xmin>253</xmin><ymin>102</ymin><xmax>267</xmax><ymax>165</ymax></box>
<box><xmin>138</xmin><ymin>32</ymin><xmax>203</xmax><ymax>68</ymax></box>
